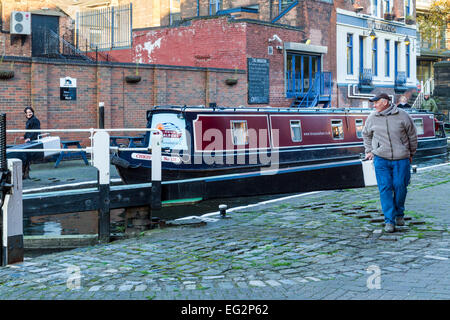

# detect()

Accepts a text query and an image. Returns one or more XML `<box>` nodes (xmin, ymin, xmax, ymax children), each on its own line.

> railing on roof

<box><xmin>76</xmin><ymin>3</ymin><xmax>132</xmax><ymax>53</ymax></box>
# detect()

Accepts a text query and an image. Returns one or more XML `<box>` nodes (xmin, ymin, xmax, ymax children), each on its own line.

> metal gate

<box><xmin>76</xmin><ymin>3</ymin><xmax>132</xmax><ymax>52</ymax></box>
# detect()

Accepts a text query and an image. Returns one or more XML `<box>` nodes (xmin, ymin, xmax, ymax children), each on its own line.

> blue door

<box><xmin>286</xmin><ymin>53</ymin><xmax>320</xmax><ymax>98</ymax></box>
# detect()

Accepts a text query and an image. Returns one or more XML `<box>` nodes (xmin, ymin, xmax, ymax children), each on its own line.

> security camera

<box><xmin>268</xmin><ymin>34</ymin><xmax>282</xmax><ymax>44</ymax></box>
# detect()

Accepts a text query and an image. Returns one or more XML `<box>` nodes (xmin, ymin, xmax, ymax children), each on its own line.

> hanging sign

<box><xmin>60</xmin><ymin>77</ymin><xmax>77</xmax><ymax>100</ymax></box>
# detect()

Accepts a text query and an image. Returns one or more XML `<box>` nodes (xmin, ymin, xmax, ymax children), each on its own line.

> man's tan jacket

<box><xmin>362</xmin><ymin>103</ymin><xmax>418</xmax><ymax>160</ymax></box>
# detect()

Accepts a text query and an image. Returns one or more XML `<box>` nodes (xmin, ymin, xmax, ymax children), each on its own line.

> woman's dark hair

<box><xmin>24</xmin><ymin>106</ymin><xmax>35</xmax><ymax>114</ymax></box>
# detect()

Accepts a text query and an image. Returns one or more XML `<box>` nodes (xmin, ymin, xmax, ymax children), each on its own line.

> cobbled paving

<box><xmin>0</xmin><ymin>164</ymin><xmax>449</xmax><ymax>300</ymax></box>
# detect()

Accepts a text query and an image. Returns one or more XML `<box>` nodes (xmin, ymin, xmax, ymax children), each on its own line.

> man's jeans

<box><xmin>373</xmin><ymin>156</ymin><xmax>411</xmax><ymax>225</ymax></box>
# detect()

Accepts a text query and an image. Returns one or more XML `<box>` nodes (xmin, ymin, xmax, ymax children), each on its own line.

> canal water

<box><xmin>23</xmin><ymin>153</ymin><xmax>449</xmax><ymax>236</ymax></box>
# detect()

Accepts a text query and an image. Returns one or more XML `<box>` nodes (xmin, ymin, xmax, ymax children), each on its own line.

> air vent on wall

<box><xmin>10</xmin><ymin>11</ymin><xmax>31</xmax><ymax>35</ymax></box>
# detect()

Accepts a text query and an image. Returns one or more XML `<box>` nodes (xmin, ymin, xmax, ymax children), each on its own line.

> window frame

<box><xmin>347</xmin><ymin>33</ymin><xmax>353</xmax><ymax>75</ymax></box>
<box><xmin>385</xmin><ymin>39</ymin><xmax>390</xmax><ymax>77</ymax></box>
<box><xmin>331</xmin><ymin>119</ymin><xmax>345</xmax><ymax>140</ymax></box>
<box><xmin>355</xmin><ymin>119</ymin><xmax>364</xmax><ymax>139</ymax></box>
<box><xmin>230</xmin><ymin>120</ymin><xmax>249</xmax><ymax>146</ymax></box>
<box><xmin>290</xmin><ymin>120</ymin><xmax>303</xmax><ymax>142</ymax></box>
<box><xmin>372</xmin><ymin>38</ymin><xmax>378</xmax><ymax>76</ymax></box>
<box><xmin>209</xmin><ymin>0</ymin><xmax>222</xmax><ymax>15</ymax></box>
<box><xmin>406</xmin><ymin>43</ymin><xmax>410</xmax><ymax>78</ymax></box>
<box><xmin>413</xmin><ymin>118</ymin><xmax>424</xmax><ymax>135</ymax></box>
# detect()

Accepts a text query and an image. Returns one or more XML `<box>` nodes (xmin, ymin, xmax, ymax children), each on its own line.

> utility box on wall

<box><xmin>10</xmin><ymin>11</ymin><xmax>31</xmax><ymax>35</ymax></box>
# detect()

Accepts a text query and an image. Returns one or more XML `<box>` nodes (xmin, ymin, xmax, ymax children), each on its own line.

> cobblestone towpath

<box><xmin>0</xmin><ymin>164</ymin><xmax>449</xmax><ymax>300</ymax></box>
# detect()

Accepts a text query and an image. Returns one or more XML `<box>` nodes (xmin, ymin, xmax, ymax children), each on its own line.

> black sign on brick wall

<box><xmin>247</xmin><ymin>58</ymin><xmax>269</xmax><ymax>104</ymax></box>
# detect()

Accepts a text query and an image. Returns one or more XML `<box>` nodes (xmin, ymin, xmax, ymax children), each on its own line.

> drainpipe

<box><xmin>347</xmin><ymin>84</ymin><xmax>395</xmax><ymax>104</ymax></box>
<box><xmin>197</xmin><ymin>0</ymin><xmax>200</xmax><ymax>16</ymax></box>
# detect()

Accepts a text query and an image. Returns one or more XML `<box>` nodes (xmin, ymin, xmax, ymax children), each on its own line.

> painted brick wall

<box><xmin>0</xmin><ymin>57</ymin><xmax>246</xmax><ymax>146</ymax></box>
<box><xmin>111</xmin><ymin>17</ymin><xmax>248</xmax><ymax>70</ymax></box>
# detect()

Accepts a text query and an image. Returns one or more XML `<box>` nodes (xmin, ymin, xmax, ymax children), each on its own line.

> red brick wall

<box><xmin>0</xmin><ymin>57</ymin><xmax>246</xmax><ymax>145</ymax></box>
<box><xmin>245</xmin><ymin>23</ymin><xmax>306</xmax><ymax>107</ymax></box>
<box><xmin>110</xmin><ymin>17</ymin><xmax>248</xmax><ymax>70</ymax></box>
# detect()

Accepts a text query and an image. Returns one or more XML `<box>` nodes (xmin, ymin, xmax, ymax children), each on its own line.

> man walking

<box><xmin>362</xmin><ymin>93</ymin><xmax>418</xmax><ymax>233</ymax></box>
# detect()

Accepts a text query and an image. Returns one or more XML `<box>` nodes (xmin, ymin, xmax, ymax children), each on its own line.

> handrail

<box><xmin>298</xmin><ymin>73</ymin><xmax>320</xmax><ymax>108</ymax></box>
<box><xmin>412</xmin><ymin>78</ymin><xmax>434</xmax><ymax>109</ymax></box>
<box><xmin>272</xmin><ymin>1</ymin><xmax>299</xmax><ymax>23</ymax></box>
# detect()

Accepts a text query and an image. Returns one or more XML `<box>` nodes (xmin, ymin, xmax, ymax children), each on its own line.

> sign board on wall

<box><xmin>60</xmin><ymin>77</ymin><xmax>77</xmax><ymax>100</ymax></box>
<box><xmin>247</xmin><ymin>58</ymin><xmax>270</xmax><ymax>104</ymax></box>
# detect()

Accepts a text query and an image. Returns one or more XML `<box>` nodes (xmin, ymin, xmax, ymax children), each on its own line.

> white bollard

<box><xmin>1</xmin><ymin>159</ymin><xmax>23</xmax><ymax>266</ymax></box>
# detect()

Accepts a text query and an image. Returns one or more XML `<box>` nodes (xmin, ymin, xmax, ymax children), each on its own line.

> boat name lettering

<box><xmin>131</xmin><ymin>153</ymin><xmax>182</xmax><ymax>164</ymax></box>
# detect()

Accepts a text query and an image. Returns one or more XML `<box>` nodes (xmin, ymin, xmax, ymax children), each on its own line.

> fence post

<box><xmin>150</xmin><ymin>131</ymin><xmax>162</xmax><ymax>210</ymax></box>
<box><xmin>93</xmin><ymin>130</ymin><xmax>110</xmax><ymax>243</ymax></box>
<box><xmin>0</xmin><ymin>114</ymin><xmax>23</xmax><ymax>266</ymax></box>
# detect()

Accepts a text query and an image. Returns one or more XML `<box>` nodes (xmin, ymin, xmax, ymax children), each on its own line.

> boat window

<box><xmin>331</xmin><ymin>120</ymin><xmax>344</xmax><ymax>140</ymax></box>
<box><xmin>290</xmin><ymin>120</ymin><xmax>302</xmax><ymax>142</ymax></box>
<box><xmin>413</xmin><ymin>118</ymin><xmax>424</xmax><ymax>135</ymax></box>
<box><xmin>355</xmin><ymin>119</ymin><xmax>364</xmax><ymax>139</ymax></box>
<box><xmin>231</xmin><ymin>121</ymin><xmax>249</xmax><ymax>145</ymax></box>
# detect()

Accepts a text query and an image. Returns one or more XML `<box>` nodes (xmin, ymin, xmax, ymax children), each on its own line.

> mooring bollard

<box><xmin>219</xmin><ymin>204</ymin><xmax>227</xmax><ymax>218</ymax></box>
<box><xmin>412</xmin><ymin>165</ymin><xmax>417</xmax><ymax>174</ymax></box>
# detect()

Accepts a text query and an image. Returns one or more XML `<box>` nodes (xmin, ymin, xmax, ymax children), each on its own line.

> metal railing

<box><xmin>395</xmin><ymin>71</ymin><xmax>407</xmax><ymax>87</ymax></box>
<box><xmin>359</xmin><ymin>68</ymin><xmax>373</xmax><ymax>86</ymax></box>
<box><xmin>76</xmin><ymin>3</ymin><xmax>132</xmax><ymax>52</ymax></box>
<box><xmin>412</xmin><ymin>78</ymin><xmax>435</xmax><ymax>110</ymax></box>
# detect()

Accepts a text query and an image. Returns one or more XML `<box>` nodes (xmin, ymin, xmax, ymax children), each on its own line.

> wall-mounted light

<box><xmin>369</xmin><ymin>29</ymin><xmax>376</xmax><ymax>41</ymax></box>
<box><xmin>302</xmin><ymin>39</ymin><xmax>311</xmax><ymax>45</ymax></box>
<box><xmin>404</xmin><ymin>36</ymin><xmax>410</xmax><ymax>46</ymax></box>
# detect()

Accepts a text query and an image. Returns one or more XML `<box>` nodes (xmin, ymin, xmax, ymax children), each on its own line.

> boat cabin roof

<box><xmin>146</xmin><ymin>105</ymin><xmax>433</xmax><ymax>120</ymax></box>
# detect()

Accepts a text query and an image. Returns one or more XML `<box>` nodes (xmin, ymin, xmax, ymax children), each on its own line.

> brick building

<box><xmin>96</xmin><ymin>0</ymin><xmax>420</xmax><ymax>107</ymax></box>
<box><xmin>1</xmin><ymin>0</ymin><xmax>421</xmax><ymax>125</ymax></box>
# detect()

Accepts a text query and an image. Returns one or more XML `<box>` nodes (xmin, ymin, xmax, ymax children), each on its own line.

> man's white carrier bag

<box><xmin>362</xmin><ymin>159</ymin><xmax>378</xmax><ymax>187</ymax></box>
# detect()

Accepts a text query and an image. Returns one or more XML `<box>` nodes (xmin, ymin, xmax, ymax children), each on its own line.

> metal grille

<box><xmin>76</xmin><ymin>3</ymin><xmax>132</xmax><ymax>52</ymax></box>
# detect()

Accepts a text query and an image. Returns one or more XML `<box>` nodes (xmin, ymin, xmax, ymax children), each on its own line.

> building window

<box><xmin>384</xmin><ymin>0</ymin><xmax>390</xmax><ymax>13</ymax></box>
<box><xmin>231</xmin><ymin>121</ymin><xmax>248</xmax><ymax>145</ymax></box>
<box><xmin>347</xmin><ymin>34</ymin><xmax>353</xmax><ymax>75</ymax></box>
<box><xmin>169</xmin><ymin>0</ymin><xmax>181</xmax><ymax>25</ymax></box>
<box><xmin>331</xmin><ymin>120</ymin><xmax>344</xmax><ymax>140</ymax></box>
<box><xmin>290</xmin><ymin>120</ymin><xmax>302</xmax><ymax>142</ymax></box>
<box><xmin>385</xmin><ymin>39</ymin><xmax>390</xmax><ymax>77</ymax></box>
<box><xmin>209</xmin><ymin>0</ymin><xmax>222</xmax><ymax>15</ymax></box>
<box><xmin>372</xmin><ymin>38</ymin><xmax>378</xmax><ymax>76</ymax></box>
<box><xmin>406</xmin><ymin>43</ymin><xmax>410</xmax><ymax>78</ymax></box>
<box><xmin>405</xmin><ymin>0</ymin><xmax>411</xmax><ymax>16</ymax></box>
<box><xmin>359</xmin><ymin>36</ymin><xmax>365</xmax><ymax>74</ymax></box>
<box><xmin>372</xmin><ymin>0</ymin><xmax>378</xmax><ymax>17</ymax></box>
<box><xmin>355</xmin><ymin>119</ymin><xmax>364</xmax><ymax>139</ymax></box>
<box><xmin>413</xmin><ymin>118</ymin><xmax>424</xmax><ymax>135</ymax></box>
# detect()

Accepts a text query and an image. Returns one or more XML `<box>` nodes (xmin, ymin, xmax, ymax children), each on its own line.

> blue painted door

<box><xmin>286</xmin><ymin>53</ymin><xmax>320</xmax><ymax>98</ymax></box>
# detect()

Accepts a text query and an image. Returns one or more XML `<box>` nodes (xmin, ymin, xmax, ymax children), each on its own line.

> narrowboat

<box><xmin>111</xmin><ymin>105</ymin><xmax>447</xmax><ymax>184</ymax></box>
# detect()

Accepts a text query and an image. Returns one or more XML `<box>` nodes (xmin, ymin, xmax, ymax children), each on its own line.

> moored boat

<box><xmin>111</xmin><ymin>105</ymin><xmax>447</xmax><ymax>184</ymax></box>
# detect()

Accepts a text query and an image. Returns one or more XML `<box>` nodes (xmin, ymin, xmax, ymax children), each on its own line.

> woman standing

<box><xmin>22</xmin><ymin>106</ymin><xmax>40</xmax><ymax>178</ymax></box>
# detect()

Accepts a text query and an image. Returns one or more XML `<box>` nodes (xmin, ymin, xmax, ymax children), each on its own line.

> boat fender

<box><xmin>110</xmin><ymin>154</ymin><xmax>131</xmax><ymax>168</ymax></box>
<box><xmin>110</xmin><ymin>154</ymin><xmax>142</xmax><ymax>169</ymax></box>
